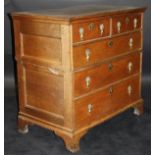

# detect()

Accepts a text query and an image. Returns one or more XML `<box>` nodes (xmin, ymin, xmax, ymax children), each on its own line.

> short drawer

<box><xmin>75</xmin><ymin>75</ymin><xmax>140</xmax><ymax>129</ymax></box>
<box><xmin>72</xmin><ymin>17</ymin><xmax>110</xmax><ymax>42</ymax></box>
<box><xmin>74</xmin><ymin>52</ymin><xmax>140</xmax><ymax>97</ymax></box>
<box><xmin>73</xmin><ymin>31</ymin><xmax>142</xmax><ymax>68</ymax></box>
<box><xmin>112</xmin><ymin>13</ymin><xmax>141</xmax><ymax>35</ymax></box>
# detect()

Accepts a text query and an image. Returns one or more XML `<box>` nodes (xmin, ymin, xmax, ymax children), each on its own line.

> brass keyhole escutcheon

<box><xmin>88</xmin><ymin>23</ymin><xmax>95</xmax><ymax>31</ymax></box>
<box><xmin>108</xmin><ymin>40</ymin><xmax>113</xmax><ymax>48</ymax></box>
<box><xmin>108</xmin><ymin>63</ymin><xmax>113</xmax><ymax>71</ymax></box>
<box><xmin>109</xmin><ymin>87</ymin><xmax>113</xmax><ymax>96</ymax></box>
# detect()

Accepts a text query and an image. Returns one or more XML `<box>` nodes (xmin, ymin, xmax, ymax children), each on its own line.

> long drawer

<box><xmin>73</xmin><ymin>31</ymin><xmax>141</xmax><ymax>68</ymax></box>
<box><xmin>74</xmin><ymin>52</ymin><xmax>140</xmax><ymax>97</ymax></box>
<box><xmin>75</xmin><ymin>75</ymin><xmax>140</xmax><ymax>129</ymax></box>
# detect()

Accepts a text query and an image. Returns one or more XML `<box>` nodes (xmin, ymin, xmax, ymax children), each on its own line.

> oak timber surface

<box><xmin>12</xmin><ymin>4</ymin><xmax>146</xmax><ymax>152</ymax></box>
<box><xmin>12</xmin><ymin>4</ymin><xmax>146</xmax><ymax>21</ymax></box>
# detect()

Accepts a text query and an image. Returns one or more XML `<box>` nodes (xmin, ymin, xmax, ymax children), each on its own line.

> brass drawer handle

<box><xmin>85</xmin><ymin>49</ymin><xmax>91</xmax><ymax>61</ymax></box>
<box><xmin>117</xmin><ymin>21</ymin><xmax>121</xmax><ymax>33</ymax></box>
<box><xmin>108</xmin><ymin>40</ymin><xmax>113</xmax><ymax>47</ymax></box>
<box><xmin>109</xmin><ymin>87</ymin><xmax>113</xmax><ymax>96</ymax></box>
<box><xmin>128</xmin><ymin>85</ymin><xmax>132</xmax><ymax>95</ymax></box>
<box><xmin>129</xmin><ymin>38</ymin><xmax>133</xmax><ymax>48</ymax></box>
<box><xmin>133</xmin><ymin>18</ymin><xmax>138</xmax><ymax>29</ymax></box>
<box><xmin>79</xmin><ymin>27</ymin><xmax>84</xmax><ymax>40</ymax></box>
<box><xmin>85</xmin><ymin>76</ymin><xmax>91</xmax><ymax>88</ymax></box>
<box><xmin>128</xmin><ymin>62</ymin><xmax>133</xmax><ymax>72</ymax></box>
<box><xmin>108</xmin><ymin>63</ymin><xmax>113</xmax><ymax>71</ymax></box>
<box><xmin>88</xmin><ymin>23</ymin><xmax>95</xmax><ymax>31</ymax></box>
<box><xmin>99</xmin><ymin>24</ymin><xmax>104</xmax><ymax>36</ymax></box>
<box><xmin>88</xmin><ymin>104</ymin><xmax>93</xmax><ymax>113</ymax></box>
<box><xmin>125</xmin><ymin>17</ymin><xmax>130</xmax><ymax>25</ymax></box>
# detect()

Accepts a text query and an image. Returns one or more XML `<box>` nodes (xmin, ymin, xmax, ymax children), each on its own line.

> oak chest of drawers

<box><xmin>12</xmin><ymin>5</ymin><xmax>146</xmax><ymax>152</ymax></box>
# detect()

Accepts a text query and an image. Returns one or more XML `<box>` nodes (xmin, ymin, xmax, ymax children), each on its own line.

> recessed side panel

<box><xmin>20</xmin><ymin>20</ymin><xmax>61</xmax><ymax>38</ymax></box>
<box><xmin>22</xmin><ymin>34</ymin><xmax>62</xmax><ymax>64</ymax></box>
<box><xmin>19</xmin><ymin>63</ymin><xmax>64</xmax><ymax>125</ymax></box>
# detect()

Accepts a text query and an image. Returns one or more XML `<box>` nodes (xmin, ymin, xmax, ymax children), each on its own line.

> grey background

<box><xmin>4</xmin><ymin>0</ymin><xmax>151</xmax><ymax>155</ymax></box>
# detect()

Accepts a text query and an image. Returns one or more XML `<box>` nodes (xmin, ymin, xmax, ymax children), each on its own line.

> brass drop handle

<box><xmin>85</xmin><ymin>49</ymin><xmax>91</xmax><ymax>61</ymax></box>
<box><xmin>88</xmin><ymin>104</ymin><xmax>93</xmax><ymax>113</ymax></box>
<box><xmin>108</xmin><ymin>63</ymin><xmax>113</xmax><ymax>71</ymax></box>
<box><xmin>99</xmin><ymin>24</ymin><xmax>104</xmax><ymax>36</ymax></box>
<box><xmin>125</xmin><ymin>17</ymin><xmax>130</xmax><ymax>25</ymax></box>
<box><xmin>129</xmin><ymin>38</ymin><xmax>133</xmax><ymax>48</ymax></box>
<box><xmin>79</xmin><ymin>27</ymin><xmax>84</xmax><ymax>40</ymax></box>
<box><xmin>117</xmin><ymin>21</ymin><xmax>121</xmax><ymax>33</ymax></box>
<box><xmin>127</xmin><ymin>85</ymin><xmax>132</xmax><ymax>95</ymax></box>
<box><xmin>85</xmin><ymin>76</ymin><xmax>91</xmax><ymax>88</ymax></box>
<box><xmin>128</xmin><ymin>62</ymin><xmax>133</xmax><ymax>72</ymax></box>
<box><xmin>88</xmin><ymin>23</ymin><xmax>95</xmax><ymax>31</ymax></box>
<box><xmin>133</xmin><ymin>18</ymin><xmax>138</xmax><ymax>29</ymax></box>
<box><xmin>109</xmin><ymin>87</ymin><xmax>113</xmax><ymax>96</ymax></box>
<box><xmin>108</xmin><ymin>40</ymin><xmax>113</xmax><ymax>48</ymax></box>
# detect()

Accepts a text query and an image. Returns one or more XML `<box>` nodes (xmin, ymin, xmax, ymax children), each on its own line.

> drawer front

<box><xmin>72</xmin><ymin>18</ymin><xmax>110</xmax><ymax>42</ymax></box>
<box><xmin>73</xmin><ymin>32</ymin><xmax>141</xmax><ymax>68</ymax></box>
<box><xmin>74</xmin><ymin>52</ymin><xmax>140</xmax><ymax>97</ymax></box>
<box><xmin>112</xmin><ymin>13</ymin><xmax>141</xmax><ymax>35</ymax></box>
<box><xmin>75</xmin><ymin>75</ymin><xmax>140</xmax><ymax>129</ymax></box>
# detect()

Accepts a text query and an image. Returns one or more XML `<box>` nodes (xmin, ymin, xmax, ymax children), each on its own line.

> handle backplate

<box><xmin>79</xmin><ymin>27</ymin><xmax>84</xmax><ymax>40</ymax></box>
<box><xmin>128</xmin><ymin>85</ymin><xmax>132</xmax><ymax>96</ymax></box>
<box><xmin>99</xmin><ymin>24</ymin><xmax>104</xmax><ymax>36</ymax></box>
<box><xmin>85</xmin><ymin>49</ymin><xmax>91</xmax><ymax>61</ymax></box>
<box><xmin>88</xmin><ymin>104</ymin><xmax>93</xmax><ymax>113</ymax></box>
<box><xmin>117</xmin><ymin>21</ymin><xmax>121</xmax><ymax>33</ymax></box>
<box><xmin>85</xmin><ymin>76</ymin><xmax>91</xmax><ymax>88</ymax></box>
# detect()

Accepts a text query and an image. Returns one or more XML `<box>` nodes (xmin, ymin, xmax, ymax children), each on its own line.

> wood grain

<box><xmin>72</xmin><ymin>17</ymin><xmax>110</xmax><ymax>42</ymax></box>
<box><xmin>21</xmin><ymin>20</ymin><xmax>61</xmax><ymax>38</ymax></box>
<box><xmin>73</xmin><ymin>31</ymin><xmax>142</xmax><ymax>68</ymax></box>
<box><xmin>74</xmin><ymin>52</ymin><xmax>140</xmax><ymax>97</ymax></box>
<box><xmin>75</xmin><ymin>75</ymin><xmax>140</xmax><ymax>129</ymax></box>
<box><xmin>22</xmin><ymin>34</ymin><xmax>62</xmax><ymax>64</ymax></box>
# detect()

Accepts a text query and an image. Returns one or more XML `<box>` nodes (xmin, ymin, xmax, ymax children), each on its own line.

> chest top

<box><xmin>12</xmin><ymin>4</ymin><xmax>146</xmax><ymax>22</ymax></box>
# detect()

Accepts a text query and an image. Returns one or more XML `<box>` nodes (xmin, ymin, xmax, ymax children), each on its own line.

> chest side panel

<box><xmin>13</xmin><ymin>18</ymin><xmax>66</xmax><ymax>126</ymax></box>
